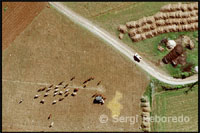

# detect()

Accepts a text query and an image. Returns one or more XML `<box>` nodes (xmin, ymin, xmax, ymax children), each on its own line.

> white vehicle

<box><xmin>133</xmin><ymin>53</ymin><xmax>142</xmax><ymax>62</ymax></box>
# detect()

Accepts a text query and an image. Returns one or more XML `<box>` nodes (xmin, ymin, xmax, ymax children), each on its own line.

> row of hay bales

<box><xmin>140</xmin><ymin>96</ymin><xmax>151</xmax><ymax>132</ymax></box>
<box><xmin>160</xmin><ymin>2</ymin><xmax>198</xmax><ymax>12</ymax></box>
<box><xmin>118</xmin><ymin>2</ymin><xmax>198</xmax><ymax>42</ymax></box>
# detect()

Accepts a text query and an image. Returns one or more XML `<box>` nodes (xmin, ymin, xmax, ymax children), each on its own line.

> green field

<box><xmin>151</xmin><ymin>85</ymin><xmax>198</xmax><ymax>132</ymax></box>
<box><xmin>63</xmin><ymin>2</ymin><xmax>198</xmax><ymax>77</ymax></box>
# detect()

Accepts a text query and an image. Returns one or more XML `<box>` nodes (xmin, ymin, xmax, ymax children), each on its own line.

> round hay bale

<box><xmin>187</xmin><ymin>3</ymin><xmax>193</xmax><ymax>11</ymax></box>
<box><xmin>174</xmin><ymin>2</ymin><xmax>182</xmax><ymax>11</ymax></box>
<box><xmin>128</xmin><ymin>28</ymin><xmax>137</xmax><ymax>37</ymax></box>
<box><xmin>131</xmin><ymin>34</ymin><xmax>142</xmax><ymax>42</ymax></box>
<box><xmin>146</xmin><ymin>16</ymin><xmax>155</xmax><ymax>24</ymax></box>
<box><xmin>160</xmin><ymin>4</ymin><xmax>172</xmax><ymax>12</ymax></box>
<box><xmin>145</xmin><ymin>31</ymin><xmax>153</xmax><ymax>38</ymax></box>
<box><xmin>136</xmin><ymin>27</ymin><xmax>143</xmax><ymax>34</ymax></box>
<box><xmin>141</xmin><ymin>112</ymin><xmax>150</xmax><ymax>117</ymax></box>
<box><xmin>118</xmin><ymin>33</ymin><xmax>124</xmax><ymax>40</ymax></box>
<box><xmin>141</xmin><ymin>33</ymin><xmax>147</xmax><ymax>40</ymax></box>
<box><xmin>189</xmin><ymin>10</ymin><xmax>197</xmax><ymax>17</ymax></box>
<box><xmin>140</xmin><ymin>96</ymin><xmax>148</xmax><ymax>102</ymax></box>
<box><xmin>181</xmin><ymin>4</ymin><xmax>188</xmax><ymax>12</ymax></box>
<box><xmin>142</xmin><ymin>127</ymin><xmax>151</xmax><ymax>132</ymax></box>
<box><xmin>154</xmin><ymin>12</ymin><xmax>163</xmax><ymax>20</ymax></box>
<box><xmin>142</xmin><ymin>24</ymin><xmax>151</xmax><ymax>32</ymax></box>
<box><xmin>155</xmin><ymin>19</ymin><xmax>165</xmax><ymax>27</ymax></box>
<box><xmin>140</xmin><ymin>102</ymin><xmax>150</xmax><ymax>107</ymax></box>
<box><xmin>175</xmin><ymin>11</ymin><xmax>182</xmax><ymax>18</ymax></box>
<box><xmin>118</xmin><ymin>25</ymin><xmax>128</xmax><ymax>33</ymax></box>
<box><xmin>157</xmin><ymin>27</ymin><xmax>164</xmax><ymax>34</ymax></box>
<box><xmin>142</xmin><ymin>106</ymin><xmax>151</xmax><ymax>112</ymax></box>
<box><xmin>126</xmin><ymin>21</ymin><xmax>137</xmax><ymax>28</ymax></box>
<box><xmin>192</xmin><ymin>2</ymin><xmax>198</xmax><ymax>10</ymax></box>
<box><xmin>151</xmin><ymin>29</ymin><xmax>158</xmax><ymax>36</ymax></box>
<box><xmin>150</xmin><ymin>23</ymin><xmax>156</xmax><ymax>30</ymax></box>
<box><xmin>142</xmin><ymin>121</ymin><xmax>150</xmax><ymax>128</ymax></box>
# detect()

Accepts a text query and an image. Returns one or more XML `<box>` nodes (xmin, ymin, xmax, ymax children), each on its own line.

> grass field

<box><xmin>63</xmin><ymin>2</ymin><xmax>198</xmax><ymax>77</ymax></box>
<box><xmin>2</xmin><ymin>6</ymin><xmax>149</xmax><ymax>131</ymax></box>
<box><xmin>151</xmin><ymin>85</ymin><xmax>198</xmax><ymax>132</ymax></box>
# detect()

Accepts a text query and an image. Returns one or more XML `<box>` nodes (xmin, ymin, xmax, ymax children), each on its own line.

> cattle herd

<box><xmin>118</xmin><ymin>2</ymin><xmax>198</xmax><ymax>42</ymax></box>
<box><xmin>30</xmin><ymin>76</ymin><xmax>102</xmax><ymax>128</ymax></box>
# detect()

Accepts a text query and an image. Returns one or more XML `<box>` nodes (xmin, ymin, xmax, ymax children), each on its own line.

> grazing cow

<box><xmin>64</xmin><ymin>89</ymin><xmax>69</xmax><ymax>93</ymax></box>
<box><xmin>59</xmin><ymin>91</ymin><xmax>63</xmax><ymax>95</ymax></box>
<box><xmin>48</xmin><ymin>114</ymin><xmax>52</xmax><ymax>120</ymax></box>
<box><xmin>40</xmin><ymin>99</ymin><xmax>45</xmax><ymax>104</ymax></box>
<box><xmin>70</xmin><ymin>76</ymin><xmax>75</xmax><ymax>81</ymax></box>
<box><xmin>54</xmin><ymin>87</ymin><xmax>58</xmax><ymax>89</ymax></box>
<box><xmin>54</xmin><ymin>89</ymin><xmax>59</xmax><ymax>93</ymax></box>
<box><xmin>83</xmin><ymin>80</ymin><xmax>88</xmax><ymax>84</ymax></box>
<box><xmin>41</xmin><ymin>87</ymin><xmax>46</xmax><ymax>91</ymax></box>
<box><xmin>97</xmin><ymin>81</ymin><xmax>101</xmax><ymax>86</ymax></box>
<box><xmin>64</xmin><ymin>84</ymin><xmax>68</xmax><ymax>88</ymax></box>
<box><xmin>46</xmin><ymin>88</ymin><xmax>51</xmax><ymax>92</ymax></box>
<box><xmin>59</xmin><ymin>98</ymin><xmax>64</xmax><ymax>101</ymax></box>
<box><xmin>34</xmin><ymin>95</ymin><xmax>39</xmax><ymax>99</ymax></box>
<box><xmin>52</xmin><ymin>100</ymin><xmax>57</xmax><ymax>105</ymax></box>
<box><xmin>65</xmin><ymin>93</ymin><xmax>70</xmax><ymax>97</ymax></box>
<box><xmin>37</xmin><ymin>88</ymin><xmax>42</xmax><ymax>92</ymax></box>
<box><xmin>49</xmin><ymin>84</ymin><xmax>53</xmax><ymax>88</ymax></box>
<box><xmin>44</xmin><ymin>93</ymin><xmax>49</xmax><ymax>97</ymax></box>
<box><xmin>53</xmin><ymin>92</ymin><xmax>58</xmax><ymax>97</ymax></box>
<box><xmin>49</xmin><ymin>122</ymin><xmax>54</xmax><ymax>128</ymax></box>
<box><xmin>19</xmin><ymin>99</ymin><xmax>23</xmax><ymax>104</ymax></box>
<box><xmin>83</xmin><ymin>85</ymin><xmax>86</xmax><ymax>88</ymax></box>
<box><xmin>71</xmin><ymin>92</ymin><xmax>77</xmax><ymax>96</ymax></box>
<box><xmin>74</xmin><ymin>88</ymin><xmax>79</xmax><ymax>92</ymax></box>
<box><xmin>58</xmin><ymin>81</ymin><xmax>64</xmax><ymax>85</ymax></box>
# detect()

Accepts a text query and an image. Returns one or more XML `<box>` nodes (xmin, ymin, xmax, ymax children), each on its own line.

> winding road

<box><xmin>50</xmin><ymin>2</ymin><xmax>198</xmax><ymax>85</ymax></box>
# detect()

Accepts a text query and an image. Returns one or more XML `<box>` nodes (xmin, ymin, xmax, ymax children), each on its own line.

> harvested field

<box><xmin>2</xmin><ymin>7</ymin><xmax>149</xmax><ymax>132</ymax></box>
<box><xmin>2</xmin><ymin>2</ymin><xmax>47</xmax><ymax>50</ymax></box>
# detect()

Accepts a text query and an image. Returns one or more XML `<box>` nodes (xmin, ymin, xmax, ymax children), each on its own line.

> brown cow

<box><xmin>64</xmin><ymin>84</ymin><xmax>69</xmax><ymax>88</ymax></box>
<box><xmin>97</xmin><ymin>81</ymin><xmax>101</xmax><ymax>86</ymax></box>
<box><xmin>48</xmin><ymin>114</ymin><xmax>52</xmax><ymax>120</ymax></box>
<box><xmin>70</xmin><ymin>76</ymin><xmax>75</xmax><ymax>81</ymax></box>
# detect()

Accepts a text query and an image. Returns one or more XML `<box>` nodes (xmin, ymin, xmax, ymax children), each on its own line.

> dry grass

<box><xmin>2</xmin><ymin>7</ymin><xmax>149</xmax><ymax>131</ymax></box>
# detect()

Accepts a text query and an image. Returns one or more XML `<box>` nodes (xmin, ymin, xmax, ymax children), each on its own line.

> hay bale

<box><xmin>181</xmin><ymin>12</ymin><xmax>190</xmax><ymax>18</ymax></box>
<box><xmin>179</xmin><ymin>18</ymin><xmax>188</xmax><ymax>25</ymax></box>
<box><xmin>141</xmin><ymin>112</ymin><xmax>150</xmax><ymax>117</ymax></box>
<box><xmin>155</xmin><ymin>19</ymin><xmax>166</xmax><ymax>26</ymax></box>
<box><xmin>157</xmin><ymin>27</ymin><xmax>164</xmax><ymax>34</ymax></box>
<box><xmin>142</xmin><ymin>106</ymin><xmax>151</xmax><ymax>112</ymax></box>
<box><xmin>145</xmin><ymin>31</ymin><xmax>154</xmax><ymax>38</ymax></box>
<box><xmin>131</xmin><ymin>34</ymin><xmax>142</xmax><ymax>42</ymax></box>
<box><xmin>151</xmin><ymin>29</ymin><xmax>158</xmax><ymax>36</ymax></box>
<box><xmin>154</xmin><ymin>12</ymin><xmax>163</xmax><ymax>20</ymax></box>
<box><xmin>189</xmin><ymin>10</ymin><xmax>197</xmax><ymax>17</ymax></box>
<box><xmin>146</xmin><ymin>16</ymin><xmax>155</xmax><ymax>24</ymax></box>
<box><xmin>128</xmin><ymin>28</ymin><xmax>137</xmax><ymax>37</ymax></box>
<box><xmin>175</xmin><ymin>11</ymin><xmax>182</xmax><ymax>18</ymax></box>
<box><xmin>142</xmin><ymin>121</ymin><xmax>150</xmax><ymax>128</ymax></box>
<box><xmin>118</xmin><ymin>25</ymin><xmax>128</xmax><ymax>33</ymax></box>
<box><xmin>141</xmin><ymin>102</ymin><xmax>150</xmax><ymax>107</ymax></box>
<box><xmin>174</xmin><ymin>2</ymin><xmax>182</xmax><ymax>11</ymax></box>
<box><xmin>160</xmin><ymin>4</ymin><xmax>172</xmax><ymax>12</ymax></box>
<box><xmin>142</xmin><ymin>24</ymin><xmax>151</xmax><ymax>32</ymax></box>
<box><xmin>150</xmin><ymin>23</ymin><xmax>156</xmax><ymax>30</ymax></box>
<box><xmin>141</xmin><ymin>33</ymin><xmax>147</xmax><ymax>40</ymax></box>
<box><xmin>192</xmin><ymin>2</ymin><xmax>198</xmax><ymax>10</ymax></box>
<box><xmin>118</xmin><ymin>33</ymin><xmax>124</xmax><ymax>40</ymax></box>
<box><xmin>140</xmin><ymin>96</ymin><xmax>148</xmax><ymax>102</ymax></box>
<box><xmin>187</xmin><ymin>3</ymin><xmax>193</xmax><ymax>11</ymax></box>
<box><xmin>168</xmin><ymin>12</ymin><xmax>176</xmax><ymax>18</ymax></box>
<box><xmin>136</xmin><ymin>27</ymin><xmax>143</xmax><ymax>34</ymax></box>
<box><xmin>181</xmin><ymin>4</ymin><xmax>188</xmax><ymax>11</ymax></box>
<box><xmin>126</xmin><ymin>21</ymin><xmax>137</xmax><ymax>28</ymax></box>
<box><xmin>142</xmin><ymin>127</ymin><xmax>151</xmax><ymax>132</ymax></box>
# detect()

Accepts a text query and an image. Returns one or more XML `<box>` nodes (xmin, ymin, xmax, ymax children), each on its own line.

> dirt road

<box><xmin>50</xmin><ymin>2</ymin><xmax>198</xmax><ymax>85</ymax></box>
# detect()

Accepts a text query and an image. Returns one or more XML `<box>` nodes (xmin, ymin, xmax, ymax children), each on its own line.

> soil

<box><xmin>2</xmin><ymin>2</ymin><xmax>47</xmax><ymax>50</ymax></box>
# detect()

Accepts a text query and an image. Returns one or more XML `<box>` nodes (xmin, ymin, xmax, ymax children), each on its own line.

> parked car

<box><xmin>133</xmin><ymin>53</ymin><xmax>142</xmax><ymax>62</ymax></box>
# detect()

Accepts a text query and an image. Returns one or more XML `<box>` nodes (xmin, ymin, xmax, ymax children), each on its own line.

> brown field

<box><xmin>2</xmin><ymin>2</ymin><xmax>47</xmax><ymax>50</ymax></box>
<box><xmin>2</xmin><ymin>7</ymin><xmax>149</xmax><ymax>131</ymax></box>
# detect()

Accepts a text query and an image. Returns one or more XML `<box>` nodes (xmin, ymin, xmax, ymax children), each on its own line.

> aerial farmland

<box><xmin>2</xmin><ymin>2</ymin><xmax>198</xmax><ymax>132</ymax></box>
